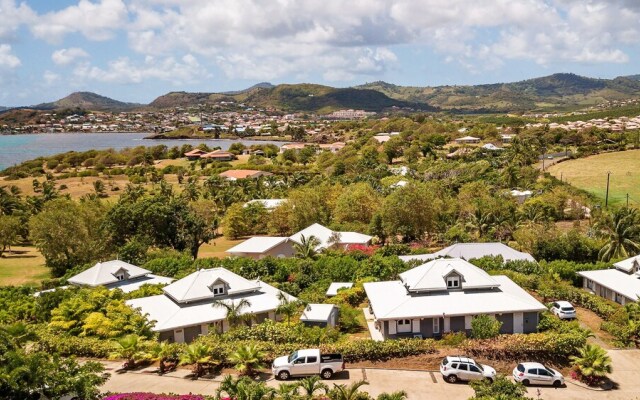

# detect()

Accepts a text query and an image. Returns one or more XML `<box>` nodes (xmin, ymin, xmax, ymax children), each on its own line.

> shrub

<box><xmin>102</xmin><ymin>394</ymin><xmax>205</xmax><ymax>400</ymax></box>
<box><xmin>440</xmin><ymin>332</ymin><xmax>467</xmax><ymax>346</ymax></box>
<box><xmin>460</xmin><ymin>331</ymin><xmax>587</xmax><ymax>359</ymax></box>
<box><xmin>471</xmin><ymin>315</ymin><xmax>502</xmax><ymax>339</ymax></box>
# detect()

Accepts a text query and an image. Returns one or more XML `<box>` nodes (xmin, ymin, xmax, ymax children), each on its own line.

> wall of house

<box><xmin>262</xmin><ymin>242</ymin><xmax>295</xmax><ymax>259</ymax></box>
<box><xmin>523</xmin><ymin>312</ymin><xmax>538</xmax><ymax>333</ymax></box>
<box><xmin>496</xmin><ymin>313</ymin><xmax>514</xmax><ymax>334</ymax></box>
<box><xmin>159</xmin><ymin>330</ymin><xmax>174</xmax><ymax>342</ymax></box>
<box><xmin>184</xmin><ymin>325</ymin><xmax>202</xmax><ymax>343</ymax></box>
<box><xmin>302</xmin><ymin>320</ymin><xmax>329</xmax><ymax>328</ymax></box>
<box><xmin>450</xmin><ymin>316</ymin><xmax>465</xmax><ymax>332</ymax></box>
<box><xmin>583</xmin><ymin>278</ymin><xmax>633</xmax><ymax>305</ymax></box>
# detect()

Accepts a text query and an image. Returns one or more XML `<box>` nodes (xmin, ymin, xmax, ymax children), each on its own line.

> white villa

<box><xmin>578</xmin><ymin>255</ymin><xmax>640</xmax><ymax>305</ymax></box>
<box><xmin>127</xmin><ymin>267</ymin><xmax>296</xmax><ymax>343</ymax></box>
<box><xmin>67</xmin><ymin>260</ymin><xmax>174</xmax><ymax>293</ymax></box>
<box><xmin>226</xmin><ymin>223</ymin><xmax>373</xmax><ymax>259</ymax></box>
<box><xmin>364</xmin><ymin>258</ymin><xmax>545</xmax><ymax>340</ymax></box>
<box><xmin>399</xmin><ymin>243</ymin><xmax>536</xmax><ymax>264</ymax></box>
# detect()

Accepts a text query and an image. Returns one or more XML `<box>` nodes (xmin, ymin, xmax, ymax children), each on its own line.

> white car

<box><xmin>440</xmin><ymin>356</ymin><xmax>497</xmax><ymax>383</ymax></box>
<box><xmin>272</xmin><ymin>349</ymin><xmax>345</xmax><ymax>380</ymax></box>
<box><xmin>513</xmin><ymin>362</ymin><xmax>564</xmax><ymax>387</ymax></box>
<box><xmin>550</xmin><ymin>301</ymin><xmax>576</xmax><ymax>320</ymax></box>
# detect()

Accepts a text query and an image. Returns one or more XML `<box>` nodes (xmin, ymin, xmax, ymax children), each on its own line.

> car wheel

<box><xmin>446</xmin><ymin>374</ymin><xmax>458</xmax><ymax>383</ymax></box>
<box><xmin>553</xmin><ymin>380</ymin><xmax>562</xmax><ymax>388</ymax></box>
<box><xmin>321</xmin><ymin>369</ymin><xmax>333</xmax><ymax>380</ymax></box>
<box><xmin>277</xmin><ymin>371</ymin><xmax>290</xmax><ymax>381</ymax></box>
<box><xmin>522</xmin><ymin>379</ymin><xmax>530</xmax><ymax>386</ymax></box>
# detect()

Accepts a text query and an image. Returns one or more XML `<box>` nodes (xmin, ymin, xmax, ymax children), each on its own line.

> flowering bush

<box><xmin>103</xmin><ymin>394</ymin><xmax>205</xmax><ymax>400</ymax></box>
<box><xmin>570</xmin><ymin>369</ymin><xmax>602</xmax><ymax>387</ymax></box>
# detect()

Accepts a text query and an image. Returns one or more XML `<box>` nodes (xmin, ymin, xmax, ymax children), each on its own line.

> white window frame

<box><xmin>586</xmin><ymin>279</ymin><xmax>594</xmax><ymax>290</ymax></box>
<box><xmin>212</xmin><ymin>284</ymin><xmax>226</xmax><ymax>295</ymax></box>
<box><xmin>397</xmin><ymin>319</ymin><xmax>411</xmax><ymax>333</ymax></box>
<box><xmin>115</xmin><ymin>273</ymin><xmax>125</xmax><ymax>281</ymax></box>
<box><xmin>433</xmin><ymin>317</ymin><xmax>440</xmax><ymax>334</ymax></box>
<box><xmin>447</xmin><ymin>276</ymin><xmax>460</xmax><ymax>289</ymax></box>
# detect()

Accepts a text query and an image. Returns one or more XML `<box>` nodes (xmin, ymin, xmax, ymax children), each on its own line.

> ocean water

<box><xmin>0</xmin><ymin>132</ymin><xmax>286</xmax><ymax>170</ymax></box>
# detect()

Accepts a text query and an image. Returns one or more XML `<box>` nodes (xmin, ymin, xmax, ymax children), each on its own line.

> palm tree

<box><xmin>328</xmin><ymin>380</ymin><xmax>369</xmax><ymax>400</ymax></box>
<box><xmin>109</xmin><ymin>334</ymin><xmax>145</xmax><ymax>370</ymax></box>
<box><xmin>145</xmin><ymin>341</ymin><xmax>178</xmax><ymax>374</ymax></box>
<box><xmin>570</xmin><ymin>344</ymin><xmax>613</xmax><ymax>380</ymax></box>
<box><xmin>377</xmin><ymin>391</ymin><xmax>408</xmax><ymax>400</ymax></box>
<box><xmin>213</xmin><ymin>298</ymin><xmax>253</xmax><ymax>328</ymax></box>
<box><xmin>179</xmin><ymin>343</ymin><xmax>215</xmax><ymax>378</ymax></box>
<box><xmin>276</xmin><ymin>291</ymin><xmax>306</xmax><ymax>326</ymax></box>
<box><xmin>216</xmin><ymin>375</ymin><xmax>275</xmax><ymax>400</ymax></box>
<box><xmin>298</xmin><ymin>375</ymin><xmax>329</xmax><ymax>397</ymax></box>
<box><xmin>595</xmin><ymin>208</ymin><xmax>640</xmax><ymax>262</ymax></box>
<box><xmin>293</xmin><ymin>234</ymin><xmax>321</xmax><ymax>259</ymax></box>
<box><xmin>228</xmin><ymin>344</ymin><xmax>266</xmax><ymax>376</ymax></box>
<box><xmin>275</xmin><ymin>382</ymin><xmax>300</xmax><ymax>400</ymax></box>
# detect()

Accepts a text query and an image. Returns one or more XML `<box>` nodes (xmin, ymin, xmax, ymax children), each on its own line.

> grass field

<box><xmin>198</xmin><ymin>236</ymin><xmax>244</xmax><ymax>258</ymax></box>
<box><xmin>0</xmin><ymin>245</ymin><xmax>49</xmax><ymax>286</ymax></box>
<box><xmin>547</xmin><ymin>150</ymin><xmax>640</xmax><ymax>207</ymax></box>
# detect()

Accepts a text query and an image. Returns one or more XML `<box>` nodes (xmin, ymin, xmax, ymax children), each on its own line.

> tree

<box><xmin>334</xmin><ymin>183</ymin><xmax>381</xmax><ymax>232</ymax></box>
<box><xmin>216</xmin><ymin>375</ymin><xmax>276</xmax><ymax>400</ymax></box>
<box><xmin>276</xmin><ymin>291</ymin><xmax>305</xmax><ymax>326</ymax></box>
<box><xmin>570</xmin><ymin>344</ymin><xmax>612</xmax><ymax>382</ymax></box>
<box><xmin>213</xmin><ymin>298</ymin><xmax>252</xmax><ymax>328</ymax></box>
<box><xmin>0</xmin><ymin>215</ymin><xmax>20</xmax><ymax>257</ymax></box>
<box><xmin>469</xmin><ymin>375</ymin><xmax>532</xmax><ymax>399</ymax></box>
<box><xmin>228</xmin><ymin>344</ymin><xmax>266</xmax><ymax>376</ymax></box>
<box><xmin>109</xmin><ymin>334</ymin><xmax>145</xmax><ymax>370</ymax></box>
<box><xmin>298</xmin><ymin>375</ymin><xmax>329</xmax><ymax>397</ymax></box>
<box><xmin>293</xmin><ymin>234</ymin><xmax>321</xmax><ymax>259</ymax></box>
<box><xmin>179</xmin><ymin>343</ymin><xmax>215</xmax><ymax>378</ymax></box>
<box><xmin>471</xmin><ymin>315</ymin><xmax>502</xmax><ymax>339</ymax></box>
<box><xmin>145</xmin><ymin>341</ymin><xmax>180</xmax><ymax>374</ymax></box>
<box><xmin>29</xmin><ymin>198</ymin><xmax>110</xmax><ymax>276</ymax></box>
<box><xmin>328</xmin><ymin>380</ymin><xmax>369</xmax><ymax>400</ymax></box>
<box><xmin>383</xmin><ymin>136</ymin><xmax>403</xmax><ymax>164</ymax></box>
<box><xmin>93</xmin><ymin>179</ymin><xmax>108</xmax><ymax>198</ymax></box>
<box><xmin>594</xmin><ymin>208</ymin><xmax>640</xmax><ymax>262</ymax></box>
<box><xmin>223</xmin><ymin>203</ymin><xmax>249</xmax><ymax>239</ymax></box>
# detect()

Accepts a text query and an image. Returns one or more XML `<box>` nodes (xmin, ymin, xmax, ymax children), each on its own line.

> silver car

<box><xmin>513</xmin><ymin>362</ymin><xmax>564</xmax><ymax>387</ymax></box>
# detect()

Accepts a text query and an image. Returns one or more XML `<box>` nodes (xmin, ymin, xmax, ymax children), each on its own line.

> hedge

<box><xmin>460</xmin><ymin>331</ymin><xmax>587</xmax><ymax>360</ymax></box>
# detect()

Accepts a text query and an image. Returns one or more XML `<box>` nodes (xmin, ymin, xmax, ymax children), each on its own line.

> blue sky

<box><xmin>1</xmin><ymin>0</ymin><xmax>639</xmax><ymax>106</ymax></box>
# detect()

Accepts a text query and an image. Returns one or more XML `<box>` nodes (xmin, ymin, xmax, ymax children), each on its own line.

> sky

<box><xmin>0</xmin><ymin>0</ymin><xmax>639</xmax><ymax>106</ymax></box>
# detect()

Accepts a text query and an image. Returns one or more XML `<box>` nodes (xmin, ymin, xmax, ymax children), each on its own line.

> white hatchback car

<box><xmin>550</xmin><ymin>301</ymin><xmax>576</xmax><ymax>320</ymax></box>
<box><xmin>440</xmin><ymin>356</ymin><xmax>496</xmax><ymax>383</ymax></box>
<box><xmin>513</xmin><ymin>362</ymin><xmax>564</xmax><ymax>387</ymax></box>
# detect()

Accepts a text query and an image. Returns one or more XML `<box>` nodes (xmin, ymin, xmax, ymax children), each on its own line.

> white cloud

<box><xmin>52</xmin><ymin>48</ymin><xmax>89</xmax><ymax>65</ymax></box>
<box><xmin>43</xmin><ymin>70</ymin><xmax>60</xmax><ymax>85</ymax></box>
<box><xmin>30</xmin><ymin>0</ymin><xmax>128</xmax><ymax>43</ymax></box>
<box><xmin>73</xmin><ymin>54</ymin><xmax>209</xmax><ymax>85</ymax></box>
<box><xmin>0</xmin><ymin>44</ymin><xmax>20</xmax><ymax>68</ymax></box>
<box><xmin>0</xmin><ymin>0</ymin><xmax>36</xmax><ymax>40</ymax></box>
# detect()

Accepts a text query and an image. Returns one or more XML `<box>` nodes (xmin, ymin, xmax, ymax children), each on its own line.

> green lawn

<box><xmin>547</xmin><ymin>150</ymin><xmax>640</xmax><ymax>207</ymax></box>
<box><xmin>0</xmin><ymin>246</ymin><xmax>49</xmax><ymax>286</ymax></box>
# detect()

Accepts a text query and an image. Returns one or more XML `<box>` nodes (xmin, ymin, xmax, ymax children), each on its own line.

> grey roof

<box><xmin>162</xmin><ymin>268</ymin><xmax>261</xmax><ymax>303</ymax></box>
<box><xmin>300</xmin><ymin>304</ymin><xmax>337</xmax><ymax>322</ymax></box>
<box><xmin>364</xmin><ymin>274</ymin><xmax>546</xmax><ymax>320</ymax></box>
<box><xmin>289</xmin><ymin>223</ymin><xmax>372</xmax><ymax>250</ymax></box>
<box><xmin>399</xmin><ymin>258</ymin><xmax>501</xmax><ymax>292</ymax></box>
<box><xmin>67</xmin><ymin>260</ymin><xmax>151</xmax><ymax>287</ymax></box>
<box><xmin>399</xmin><ymin>243</ymin><xmax>535</xmax><ymax>264</ymax></box>
<box><xmin>244</xmin><ymin>199</ymin><xmax>287</xmax><ymax>210</ymax></box>
<box><xmin>106</xmin><ymin>274</ymin><xmax>175</xmax><ymax>293</ymax></box>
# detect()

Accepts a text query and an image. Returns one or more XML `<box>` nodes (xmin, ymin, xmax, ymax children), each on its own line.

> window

<box><xmin>397</xmin><ymin>319</ymin><xmax>411</xmax><ymax>333</ymax></box>
<box><xmin>307</xmin><ymin>356</ymin><xmax>317</xmax><ymax>363</ymax></box>
<box><xmin>469</xmin><ymin>365</ymin><xmax>481</xmax><ymax>373</ymax></box>
<box><xmin>294</xmin><ymin>358</ymin><xmax>305</xmax><ymax>364</ymax></box>
<box><xmin>447</xmin><ymin>276</ymin><xmax>460</xmax><ymax>288</ymax></box>
<box><xmin>115</xmin><ymin>273</ymin><xmax>125</xmax><ymax>281</ymax></box>
<box><xmin>586</xmin><ymin>279</ymin><xmax>594</xmax><ymax>290</ymax></box>
<box><xmin>615</xmin><ymin>293</ymin><xmax>624</xmax><ymax>304</ymax></box>
<box><xmin>433</xmin><ymin>318</ymin><xmax>440</xmax><ymax>334</ymax></box>
<box><xmin>450</xmin><ymin>363</ymin><xmax>458</xmax><ymax>369</ymax></box>
<box><xmin>212</xmin><ymin>284</ymin><xmax>225</xmax><ymax>295</ymax></box>
<box><xmin>458</xmin><ymin>364</ymin><xmax>468</xmax><ymax>371</ymax></box>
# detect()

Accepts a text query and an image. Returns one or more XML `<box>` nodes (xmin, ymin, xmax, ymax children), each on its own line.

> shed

<box><xmin>300</xmin><ymin>304</ymin><xmax>339</xmax><ymax>328</ymax></box>
<box><xmin>326</xmin><ymin>282</ymin><xmax>354</xmax><ymax>297</ymax></box>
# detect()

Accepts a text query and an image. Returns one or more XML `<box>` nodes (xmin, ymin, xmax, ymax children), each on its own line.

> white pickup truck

<box><xmin>272</xmin><ymin>349</ymin><xmax>345</xmax><ymax>380</ymax></box>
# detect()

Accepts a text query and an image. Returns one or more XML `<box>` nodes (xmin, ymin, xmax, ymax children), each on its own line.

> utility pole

<box><xmin>627</xmin><ymin>193</ymin><xmax>630</xmax><ymax>208</ymax></box>
<box><xmin>605</xmin><ymin>172</ymin><xmax>611</xmax><ymax>208</ymax></box>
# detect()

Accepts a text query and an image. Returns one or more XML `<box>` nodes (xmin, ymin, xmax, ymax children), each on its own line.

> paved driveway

<box><xmin>100</xmin><ymin>350</ymin><xmax>640</xmax><ymax>399</ymax></box>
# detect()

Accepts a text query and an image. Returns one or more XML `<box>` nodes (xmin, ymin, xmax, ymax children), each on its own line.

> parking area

<box><xmin>100</xmin><ymin>350</ymin><xmax>640</xmax><ymax>399</ymax></box>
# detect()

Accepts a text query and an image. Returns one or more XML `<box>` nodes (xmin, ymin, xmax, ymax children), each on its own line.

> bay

<box><xmin>0</xmin><ymin>132</ymin><xmax>287</xmax><ymax>170</ymax></box>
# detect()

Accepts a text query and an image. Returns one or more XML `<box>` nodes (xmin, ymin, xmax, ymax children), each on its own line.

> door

<box><xmin>174</xmin><ymin>329</ymin><xmax>185</xmax><ymax>343</ymax></box>
<box><xmin>456</xmin><ymin>363</ymin><xmax>470</xmax><ymax>380</ymax></box>
<box><xmin>513</xmin><ymin>312</ymin><xmax>524</xmax><ymax>334</ymax></box>
<box><xmin>292</xmin><ymin>356</ymin><xmax>317</xmax><ymax>376</ymax></box>
<box><xmin>433</xmin><ymin>318</ymin><xmax>440</xmax><ymax>334</ymax></box>
<box><xmin>468</xmin><ymin>364</ymin><xmax>483</xmax><ymax>381</ymax></box>
<box><xmin>536</xmin><ymin>369</ymin><xmax>553</xmax><ymax>385</ymax></box>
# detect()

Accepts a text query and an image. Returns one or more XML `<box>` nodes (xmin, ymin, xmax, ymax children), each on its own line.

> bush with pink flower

<box><xmin>102</xmin><ymin>393</ymin><xmax>205</xmax><ymax>400</ymax></box>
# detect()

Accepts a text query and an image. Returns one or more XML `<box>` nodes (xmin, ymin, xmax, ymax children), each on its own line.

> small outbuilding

<box><xmin>300</xmin><ymin>304</ymin><xmax>339</xmax><ymax>328</ymax></box>
<box><xmin>326</xmin><ymin>282</ymin><xmax>354</xmax><ymax>297</ymax></box>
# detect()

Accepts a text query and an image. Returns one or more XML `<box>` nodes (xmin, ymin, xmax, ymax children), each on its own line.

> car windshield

<box><xmin>475</xmin><ymin>363</ymin><xmax>484</xmax><ymax>371</ymax></box>
<box><xmin>545</xmin><ymin>368</ymin><xmax>555</xmax><ymax>375</ymax></box>
<box><xmin>288</xmin><ymin>351</ymin><xmax>298</xmax><ymax>363</ymax></box>
<box><xmin>517</xmin><ymin>364</ymin><xmax>525</xmax><ymax>372</ymax></box>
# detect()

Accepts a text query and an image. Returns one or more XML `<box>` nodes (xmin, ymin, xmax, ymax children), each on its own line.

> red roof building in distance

<box><xmin>219</xmin><ymin>169</ymin><xmax>273</xmax><ymax>181</ymax></box>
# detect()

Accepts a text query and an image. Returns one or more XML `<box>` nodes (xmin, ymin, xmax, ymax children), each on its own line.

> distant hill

<box><xmin>356</xmin><ymin>73</ymin><xmax>640</xmax><ymax>112</ymax></box>
<box><xmin>34</xmin><ymin>92</ymin><xmax>141</xmax><ymax>111</ymax></box>
<box><xmin>0</xmin><ymin>106</ymin><xmax>7</xmax><ymax>112</ymax></box>
<box><xmin>149</xmin><ymin>83</ymin><xmax>432</xmax><ymax>113</ymax></box>
<box><xmin>220</xmin><ymin>82</ymin><xmax>275</xmax><ymax>96</ymax></box>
